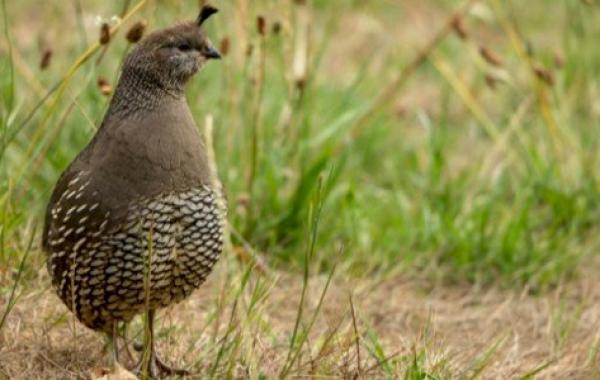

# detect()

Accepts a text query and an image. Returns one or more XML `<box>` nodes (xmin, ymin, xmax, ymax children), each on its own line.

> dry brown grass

<box><xmin>2</xmin><ymin>258</ymin><xmax>599</xmax><ymax>379</ymax></box>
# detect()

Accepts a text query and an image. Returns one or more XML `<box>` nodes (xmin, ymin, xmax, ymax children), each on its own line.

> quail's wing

<box><xmin>43</xmin><ymin>170</ymin><xmax>118</xmax><ymax>289</ymax></box>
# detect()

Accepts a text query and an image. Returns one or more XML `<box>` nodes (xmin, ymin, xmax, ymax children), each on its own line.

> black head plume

<box><xmin>197</xmin><ymin>5</ymin><xmax>219</xmax><ymax>26</ymax></box>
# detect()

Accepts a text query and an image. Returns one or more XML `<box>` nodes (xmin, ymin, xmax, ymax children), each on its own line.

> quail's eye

<box><xmin>178</xmin><ymin>43</ymin><xmax>192</xmax><ymax>51</ymax></box>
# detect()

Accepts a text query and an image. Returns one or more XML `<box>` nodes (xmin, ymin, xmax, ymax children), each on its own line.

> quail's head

<box><xmin>123</xmin><ymin>5</ymin><xmax>221</xmax><ymax>87</ymax></box>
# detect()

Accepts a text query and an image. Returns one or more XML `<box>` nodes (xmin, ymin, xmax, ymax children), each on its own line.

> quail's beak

<box><xmin>204</xmin><ymin>45</ymin><xmax>221</xmax><ymax>60</ymax></box>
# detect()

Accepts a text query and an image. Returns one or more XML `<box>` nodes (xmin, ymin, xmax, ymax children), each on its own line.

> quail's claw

<box><xmin>133</xmin><ymin>352</ymin><xmax>190</xmax><ymax>379</ymax></box>
<box><xmin>154</xmin><ymin>355</ymin><xmax>190</xmax><ymax>377</ymax></box>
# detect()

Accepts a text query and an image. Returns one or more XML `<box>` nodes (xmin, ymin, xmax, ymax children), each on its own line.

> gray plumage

<box><xmin>42</xmin><ymin>6</ymin><xmax>223</xmax><ymax>377</ymax></box>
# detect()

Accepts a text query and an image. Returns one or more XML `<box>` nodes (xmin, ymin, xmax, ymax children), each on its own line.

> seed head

<box><xmin>484</xmin><ymin>74</ymin><xmax>499</xmax><ymax>90</ymax></box>
<box><xmin>553</xmin><ymin>49</ymin><xmax>565</xmax><ymax>69</ymax></box>
<box><xmin>533</xmin><ymin>65</ymin><xmax>554</xmax><ymax>86</ymax></box>
<box><xmin>40</xmin><ymin>48</ymin><xmax>53</xmax><ymax>70</ymax></box>
<box><xmin>219</xmin><ymin>36</ymin><xmax>230</xmax><ymax>57</ymax></box>
<box><xmin>97</xmin><ymin>76</ymin><xmax>112</xmax><ymax>96</ymax></box>
<box><xmin>99</xmin><ymin>23</ymin><xmax>111</xmax><ymax>45</ymax></box>
<box><xmin>125</xmin><ymin>20</ymin><xmax>147</xmax><ymax>44</ymax></box>
<box><xmin>272</xmin><ymin>21</ymin><xmax>282</xmax><ymax>35</ymax></box>
<box><xmin>257</xmin><ymin>16</ymin><xmax>266</xmax><ymax>36</ymax></box>
<box><xmin>479</xmin><ymin>46</ymin><xmax>503</xmax><ymax>67</ymax></box>
<box><xmin>451</xmin><ymin>17</ymin><xmax>468</xmax><ymax>40</ymax></box>
<box><xmin>246</xmin><ymin>43</ymin><xmax>254</xmax><ymax>58</ymax></box>
<box><xmin>236</xmin><ymin>193</ymin><xmax>250</xmax><ymax>208</ymax></box>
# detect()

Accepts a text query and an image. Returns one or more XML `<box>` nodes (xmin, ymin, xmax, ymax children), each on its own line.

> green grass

<box><xmin>1</xmin><ymin>0</ymin><xmax>598</xmax><ymax>286</ymax></box>
<box><xmin>0</xmin><ymin>0</ymin><xmax>599</xmax><ymax>377</ymax></box>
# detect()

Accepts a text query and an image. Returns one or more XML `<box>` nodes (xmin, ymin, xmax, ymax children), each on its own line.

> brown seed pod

<box><xmin>295</xmin><ymin>77</ymin><xmax>306</xmax><ymax>91</ymax></box>
<box><xmin>40</xmin><ymin>48</ymin><xmax>53</xmax><ymax>70</ymax></box>
<box><xmin>272</xmin><ymin>21</ymin><xmax>282</xmax><ymax>35</ymax></box>
<box><xmin>484</xmin><ymin>74</ymin><xmax>498</xmax><ymax>90</ymax></box>
<box><xmin>99</xmin><ymin>22</ymin><xmax>110</xmax><ymax>45</ymax></box>
<box><xmin>479</xmin><ymin>46</ymin><xmax>503</xmax><ymax>67</ymax></box>
<box><xmin>451</xmin><ymin>17</ymin><xmax>468</xmax><ymax>40</ymax></box>
<box><xmin>533</xmin><ymin>65</ymin><xmax>554</xmax><ymax>86</ymax></box>
<box><xmin>553</xmin><ymin>49</ymin><xmax>565</xmax><ymax>69</ymax></box>
<box><xmin>97</xmin><ymin>76</ymin><xmax>112</xmax><ymax>96</ymax></box>
<box><xmin>257</xmin><ymin>16</ymin><xmax>266</xmax><ymax>36</ymax></box>
<box><xmin>236</xmin><ymin>193</ymin><xmax>250</xmax><ymax>208</ymax></box>
<box><xmin>219</xmin><ymin>36</ymin><xmax>230</xmax><ymax>57</ymax></box>
<box><xmin>125</xmin><ymin>20</ymin><xmax>147</xmax><ymax>44</ymax></box>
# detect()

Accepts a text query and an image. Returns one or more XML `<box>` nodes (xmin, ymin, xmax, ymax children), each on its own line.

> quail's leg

<box><xmin>121</xmin><ymin>323</ymin><xmax>136</xmax><ymax>363</ymax></box>
<box><xmin>108</xmin><ymin>322</ymin><xmax>120</xmax><ymax>365</ymax></box>
<box><xmin>109</xmin><ymin>322</ymin><xmax>138</xmax><ymax>367</ymax></box>
<box><xmin>133</xmin><ymin>309</ymin><xmax>190</xmax><ymax>379</ymax></box>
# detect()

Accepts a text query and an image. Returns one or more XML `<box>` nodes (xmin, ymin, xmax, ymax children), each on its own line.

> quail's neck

<box><xmin>103</xmin><ymin>65</ymin><xmax>185</xmax><ymax>123</ymax></box>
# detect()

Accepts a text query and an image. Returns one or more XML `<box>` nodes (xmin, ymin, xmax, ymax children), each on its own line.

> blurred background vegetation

<box><xmin>2</xmin><ymin>0</ymin><xmax>597</xmax><ymax>289</ymax></box>
<box><xmin>0</xmin><ymin>0</ymin><xmax>599</xmax><ymax>376</ymax></box>
<box><xmin>1</xmin><ymin>0</ymin><xmax>600</xmax><ymax>377</ymax></box>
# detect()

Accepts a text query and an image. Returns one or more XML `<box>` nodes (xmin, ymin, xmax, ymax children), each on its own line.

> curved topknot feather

<box><xmin>197</xmin><ymin>5</ymin><xmax>218</xmax><ymax>26</ymax></box>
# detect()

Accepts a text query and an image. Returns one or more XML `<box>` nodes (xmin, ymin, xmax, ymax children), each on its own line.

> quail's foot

<box><xmin>132</xmin><ymin>342</ymin><xmax>190</xmax><ymax>379</ymax></box>
<box><xmin>133</xmin><ymin>353</ymin><xmax>189</xmax><ymax>379</ymax></box>
<box><xmin>132</xmin><ymin>310</ymin><xmax>190</xmax><ymax>379</ymax></box>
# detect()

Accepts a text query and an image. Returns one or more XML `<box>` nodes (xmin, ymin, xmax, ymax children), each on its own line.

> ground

<box><xmin>2</xmin><ymin>257</ymin><xmax>599</xmax><ymax>378</ymax></box>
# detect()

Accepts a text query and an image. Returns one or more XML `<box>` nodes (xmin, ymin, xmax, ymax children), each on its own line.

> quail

<box><xmin>42</xmin><ymin>6</ymin><xmax>224</xmax><ymax>378</ymax></box>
